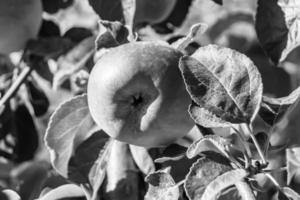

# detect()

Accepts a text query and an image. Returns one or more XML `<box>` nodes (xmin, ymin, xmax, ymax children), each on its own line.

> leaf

<box><xmin>38</xmin><ymin>184</ymin><xmax>84</xmax><ymax>200</ymax></box>
<box><xmin>278</xmin><ymin>187</ymin><xmax>300</xmax><ymax>200</ymax></box>
<box><xmin>145</xmin><ymin>170</ymin><xmax>180</xmax><ymax>200</ymax></box>
<box><xmin>63</xmin><ymin>27</ymin><xmax>93</xmax><ymax>43</ymax></box>
<box><xmin>103</xmin><ymin>141</ymin><xmax>140</xmax><ymax>200</ymax></box>
<box><xmin>52</xmin><ymin>36</ymin><xmax>95</xmax><ymax>90</ymax></box>
<box><xmin>259</xmin><ymin>86</ymin><xmax>300</xmax><ymax>125</ymax></box>
<box><xmin>25</xmin><ymin>79</ymin><xmax>49</xmax><ymax>117</ymax></box>
<box><xmin>96</xmin><ymin>20</ymin><xmax>130</xmax><ymax>50</ymax></box>
<box><xmin>184</xmin><ymin>157</ymin><xmax>232</xmax><ymax>200</ymax></box>
<box><xmin>154</xmin><ymin>144</ymin><xmax>187</xmax><ymax>163</ymax></box>
<box><xmin>179</xmin><ymin>45</ymin><xmax>262</xmax><ymax>127</ymax></box>
<box><xmin>0</xmin><ymin>190</ymin><xmax>21</xmax><ymax>200</ymax></box>
<box><xmin>186</xmin><ymin>135</ymin><xmax>232</xmax><ymax>159</ymax></box>
<box><xmin>211</xmin><ymin>0</ymin><xmax>223</xmax><ymax>5</ymax></box>
<box><xmin>69</xmin><ymin>131</ymin><xmax>113</xmax><ymax>200</ymax></box>
<box><xmin>286</xmin><ymin>148</ymin><xmax>300</xmax><ymax>184</ymax></box>
<box><xmin>25</xmin><ymin>37</ymin><xmax>74</xmax><ymax>59</ymax></box>
<box><xmin>129</xmin><ymin>145</ymin><xmax>155</xmax><ymax>175</ymax></box>
<box><xmin>45</xmin><ymin>94</ymin><xmax>99</xmax><ymax>177</ymax></box>
<box><xmin>255</xmin><ymin>0</ymin><xmax>300</xmax><ymax>64</ymax></box>
<box><xmin>201</xmin><ymin>169</ymin><xmax>248</xmax><ymax>200</ymax></box>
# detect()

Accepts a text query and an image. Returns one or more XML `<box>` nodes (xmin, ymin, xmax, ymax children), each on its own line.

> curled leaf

<box><xmin>184</xmin><ymin>157</ymin><xmax>232</xmax><ymax>200</ymax></box>
<box><xmin>201</xmin><ymin>169</ymin><xmax>248</xmax><ymax>200</ymax></box>
<box><xmin>186</xmin><ymin>135</ymin><xmax>231</xmax><ymax>159</ymax></box>
<box><xmin>129</xmin><ymin>145</ymin><xmax>155</xmax><ymax>175</ymax></box>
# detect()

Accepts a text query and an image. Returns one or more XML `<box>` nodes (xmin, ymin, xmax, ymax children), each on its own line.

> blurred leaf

<box><xmin>52</xmin><ymin>36</ymin><xmax>95</xmax><ymax>90</ymax></box>
<box><xmin>255</xmin><ymin>0</ymin><xmax>300</xmax><ymax>64</ymax></box>
<box><xmin>88</xmin><ymin>0</ymin><xmax>124</xmax><ymax>22</ymax></box>
<box><xmin>14</xmin><ymin>104</ymin><xmax>38</xmax><ymax>163</ymax></box>
<box><xmin>211</xmin><ymin>0</ymin><xmax>223</xmax><ymax>5</ymax></box>
<box><xmin>10</xmin><ymin>161</ymin><xmax>49</xmax><ymax>200</ymax></box>
<box><xmin>186</xmin><ymin>135</ymin><xmax>232</xmax><ymax>159</ymax></box>
<box><xmin>152</xmin><ymin>0</ymin><xmax>193</xmax><ymax>34</ymax></box>
<box><xmin>259</xmin><ymin>86</ymin><xmax>300</xmax><ymax>126</ymax></box>
<box><xmin>38</xmin><ymin>20</ymin><xmax>61</xmax><ymax>38</ymax></box>
<box><xmin>129</xmin><ymin>145</ymin><xmax>155</xmax><ymax>175</ymax></box>
<box><xmin>201</xmin><ymin>169</ymin><xmax>247</xmax><ymax>200</ymax></box>
<box><xmin>145</xmin><ymin>170</ymin><xmax>180</xmax><ymax>200</ymax></box>
<box><xmin>42</xmin><ymin>0</ymin><xmax>74</xmax><ymax>14</ymax></box>
<box><xmin>278</xmin><ymin>187</ymin><xmax>300</xmax><ymax>200</ymax></box>
<box><xmin>96</xmin><ymin>20</ymin><xmax>130</xmax><ymax>50</ymax></box>
<box><xmin>179</xmin><ymin>45</ymin><xmax>263</xmax><ymax>127</ymax></box>
<box><xmin>25</xmin><ymin>37</ymin><xmax>74</xmax><ymax>59</ymax></box>
<box><xmin>0</xmin><ymin>190</ymin><xmax>20</xmax><ymax>200</ymax></box>
<box><xmin>184</xmin><ymin>157</ymin><xmax>232</xmax><ymax>200</ymax></box>
<box><xmin>63</xmin><ymin>27</ymin><xmax>93</xmax><ymax>43</ymax></box>
<box><xmin>69</xmin><ymin>131</ymin><xmax>113</xmax><ymax>200</ymax></box>
<box><xmin>286</xmin><ymin>148</ymin><xmax>300</xmax><ymax>185</ymax></box>
<box><xmin>45</xmin><ymin>94</ymin><xmax>99</xmax><ymax>177</ymax></box>
<box><xmin>38</xmin><ymin>184</ymin><xmax>84</xmax><ymax>200</ymax></box>
<box><xmin>25</xmin><ymin>79</ymin><xmax>49</xmax><ymax>117</ymax></box>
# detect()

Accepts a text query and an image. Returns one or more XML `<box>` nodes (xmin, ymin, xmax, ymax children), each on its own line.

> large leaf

<box><xmin>179</xmin><ymin>45</ymin><xmax>263</xmax><ymax>127</ymax></box>
<box><xmin>184</xmin><ymin>157</ymin><xmax>232</xmax><ymax>200</ymax></box>
<box><xmin>45</xmin><ymin>94</ymin><xmax>99</xmax><ymax>177</ymax></box>
<box><xmin>201</xmin><ymin>169</ymin><xmax>248</xmax><ymax>200</ymax></box>
<box><xmin>259</xmin><ymin>86</ymin><xmax>300</xmax><ymax>125</ymax></box>
<box><xmin>255</xmin><ymin>0</ymin><xmax>300</xmax><ymax>64</ymax></box>
<box><xmin>145</xmin><ymin>169</ymin><xmax>180</xmax><ymax>200</ymax></box>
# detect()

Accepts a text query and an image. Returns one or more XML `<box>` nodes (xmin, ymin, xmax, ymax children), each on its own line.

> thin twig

<box><xmin>0</xmin><ymin>65</ymin><xmax>32</xmax><ymax>108</ymax></box>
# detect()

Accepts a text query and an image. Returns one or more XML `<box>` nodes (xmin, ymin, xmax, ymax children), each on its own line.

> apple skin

<box><xmin>0</xmin><ymin>0</ymin><xmax>42</xmax><ymax>54</ymax></box>
<box><xmin>134</xmin><ymin>0</ymin><xmax>177</xmax><ymax>25</ymax></box>
<box><xmin>87</xmin><ymin>42</ymin><xmax>194</xmax><ymax>147</ymax></box>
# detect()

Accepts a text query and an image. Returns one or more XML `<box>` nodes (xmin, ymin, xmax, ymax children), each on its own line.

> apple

<box><xmin>0</xmin><ymin>0</ymin><xmax>42</xmax><ymax>54</ymax></box>
<box><xmin>87</xmin><ymin>41</ymin><xmax>194</xmax><ymax>147</ymax></box>
<box><xmin>134</xmin><ymin>0</ymin><xmax>177</xmax><ymax>25</ymax></box>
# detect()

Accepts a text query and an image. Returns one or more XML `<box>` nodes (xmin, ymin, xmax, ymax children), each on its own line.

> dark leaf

<box><xmin>38</xmin><ymin>20</ymin><xmax>61</xmax><ymax>38</ymax></box>
<box><xmin>259</xmin><ymin>87</ymin><xmax>300</xmax><ymax>125</ymax></box>
<box><xmin>69</xmin><ymin>131</ymin><xmax>113</xmax><ymax>200</ymax></box>
<box><xmin>184</xmin><ymin>157</ymin><xmax>232</xmax><ymax>200</ymax></box>
<box><xmin>88</xmin><ymin>0</ymin><xmax>124</xmax><ymax>22</ymax></box>
<box><xmin>25</xmin><ymin>37</ymin><xmax>74</xmax><ymax>59</ymax></box>
<box><xmin>145</xmin><ymin>169</ymin><xmax>180</xmax><ymax>200</ymax></box>
<box><xmin>26</xmin><ymin>79</ymin><xmax>49</xmax><ymax>117</ymax></box>
<box><xmin>63</xmin><ymin>27</ymin><xmax>93</xmax><ymax>43</ymax></box>
<box><xmin>201</xmin><ymin>169</ymin><xmax>247</xmax><ymax>200</ymax></box>
<box><xmin>151</xmin><ymin>0</ymin><xmax>193</xmax><ymax>34</ymax></box>
<box><xmin>211</xmin><ymin>0</ymin><xmax>223</xmax><ymax>5</ymax></box>
<box><xmin>255</xmin><ymin>0</ymin><xmax>300</xmax><ymax>64</ymax></box>
<box><xmin>45</xmin><ymin>94</ymin><xmax>99</xmax><ymax>177</ymax></box>
<box><xmin>42</xmin><ymin>0</ymin><xmax>74</xmax><ymax>14</ymax></box>
<box><xmin>179</xmin><ymin>45</ymin><xmax>262</xmax><ymax>127</ymax></box>
<box><xmin>154</xmin><ymin>144</ymin><xmax>187</xmax><ymax>163</ymax></box>
<box><xmin>52</xmin><ymin>36</ymin><xmax>95</xmax><ymax>90</ymax></box>
<box><xmin>278</xmin><ymin>187</ymin><xmax>300</xmax><ymax>200</ymax></box>
<box><xmin>14</xmin><ymin>104</ymin><xmax>38</xmax><ymax>163</ymax></box>
<box><xmin>96</xmin><ymin>20</ymin><xmax>130</xmax><ymax>50</ymax></box>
